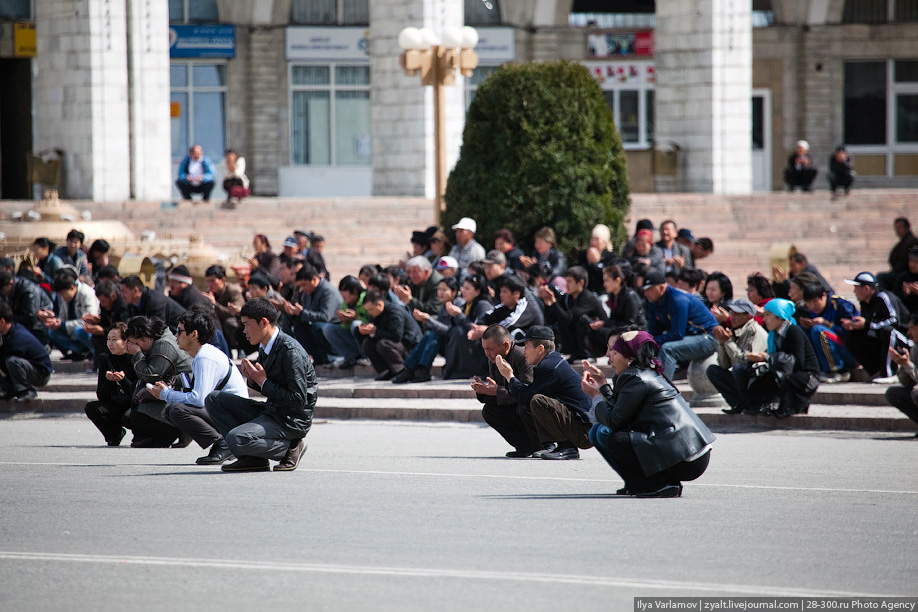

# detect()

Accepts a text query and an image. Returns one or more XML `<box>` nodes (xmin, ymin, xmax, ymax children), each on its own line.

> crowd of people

<box><xmin>2</xmin><ymin>211</ymin><xmax>915</xmax><ymax>490</ymax></box>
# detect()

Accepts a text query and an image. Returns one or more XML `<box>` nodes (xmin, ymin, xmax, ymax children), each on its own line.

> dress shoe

<box><xmin>196</xmin><ymin>440</ymin><xmax>234</xmax><ymax>465</ymax></box>
<box><xmin>615</xmin><ymin>487</ymin><xmax>632</xmax><ymax>496</ymax></box>
<box><xmin>171</xmin><ymin>433</ymin><xmax>193</xmax><ymax>448</ymax></box>
<box><xmin>390</xmin><ymin>369</ymin><xmax>414</xmax><ymax>384</ymax></box>
<box><xmin>14</xmin><ymin>389</ymin><xmax>38</xmax><ymax>402</ymax></box>
<box><xmin>721</xmin><ymin>407</ymin><xmax>743</xmax><ymax>415</ymax></box>
<box><xmin>541</xmin><ymin>444</ymin><xmax>580</xmax><ymax>460</ymax></box>
<box><xmin>505</xmin><ymin>449</ymin><xmax>536</xmax><ymax>458</ymax></box>
<box><xmin>411</xmin><ymin>367</ymin><xmax>431</xmax><ymax>383</ymax></box>
<box><xmin>274</xmin><ymin>439</ymin><xmax>307</xmax><ymax>471</ymax></box>
<box><xmin>374</xmin><ymin>370</ymin><xmax>397</xmax><ymax>381</ymax></box>
<box><xmin>530</xmin><ymin>442</ymin><xmax>559</xmax><ymax>458</ymax></box>
<box><xmin>0</xmin><ymin>391</ymin><xmax>17</xmax><ymax>401</ymax></box>
<box><xmin>338</xmin><ymin>357</ymin><xmax>359</xmax><ymax>370</ymax></box>
<box><xmin>221</xmin><ymin>456</ymin><xmax>270</xmax><ymax>472</ymax></box>
<box><xmin>130</xmin><ymin>437</ymin><xmax>173</xmax><ymax>448</ymax></box>
<box><xmin>635</xmin><ymin>484</ymin><xmax>683</xmax><ymax>498</ymax></box>
<box><xmin>107</xmin><ymin>428</ymin><xmax>127</xmax><ymax>447</ymax></box>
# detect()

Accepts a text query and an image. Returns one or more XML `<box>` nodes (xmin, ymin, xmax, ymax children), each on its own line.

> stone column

<box><xmin>35</xmin><ymin>0</ymin><xmax>131</xmax><ymax>201</ymax></box>
<box><xmin>655</xmin><ymin>0</ymin><xmax>752</xmax><ymax>194</ymax></box>
<box><xmin>370</xmin><ymin>0</ymin><xmax>465</xmax><ymax>201</ymax></box>
<box><xmin>126</xmin><ymin>0</ymin><xmax>172</xmax><ymax>201</ymax></box>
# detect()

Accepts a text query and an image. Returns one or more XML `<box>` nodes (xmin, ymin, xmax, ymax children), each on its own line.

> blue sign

<box><xmin>169</xmin><ymin>25</ymin><xmax>235</xmax><ymax>58</ymax></box>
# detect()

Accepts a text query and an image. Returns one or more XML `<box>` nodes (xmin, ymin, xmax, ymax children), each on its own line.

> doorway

<box><xmin>752</xmin><ymin>89</ymin><xmax>772</xmax><ymax>192</ymax></box>
<box><xmin>0</xmin><ymin>58</ymin><xmax>33</xmax><ymax>199</ymax></box>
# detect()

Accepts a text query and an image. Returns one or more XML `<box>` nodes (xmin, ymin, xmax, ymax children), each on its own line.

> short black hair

<box><xmin>89</xmin><ymin>239</ymin><xmax>110</xmax><ymax>255</ymax></box>
<box><xmin>126</xmin><ymin>316</ymin><xmax>168</xmax><ymax>340</ymax></box>
<box><xmin>803</xmin><ymin>282</ymin><xmax>827</xmax><ymax>301</ymax></box>
<box><xmin>53</xmin><ymin>269</ymin><xmax>78</xmax><ymax>292</ymax></box>
<box><xmin>482</xmin><ymin>323</ymin><xmax>510</xmax><ymax>343</ymax></box>
<box><xmin>678</xmin><ymin>268</ymin><xmax>705</xmax><ymax>290</ymax></box>
<box><xmin>910</xmin><ymin>312</ymin><xmax>918</xmax><ymax>326</ymax></box>
<box><xmin>295</xmin><ymin>265</ymin><xmax>320</xmax><ymax>282</ymax></box>
<box><xmin>177</xmin><ymin>307</ymin><xmax>216</xmax><ymax>344</ymax></box>
<box><xmin>247</xmin><ymin>274</ymin><xmax>271</xmax><ymax>291</ymax></box>
<box><xmin>0</xmin><ymin>301</ymin><xmax>12</xmax><ymax>323</ymax></box>
<box><xmin>239</xmin><ymin>297</ymin><xmax>279</xmax><ymax>325</ymax></box>
<box><xmin>438</xmin><ymin>276</ymin><xmax>459</xmax><ymax>293</ymax></box>
<box><xmin>96</xmin><ymin>265</ymin><xmax>120</xmax><ymax>281</ymax></box>
<box><xmin>95</xmin><ymin>279</ymin><xmax>119</xmax><ymax>298</ymax></box>
<box><xmin>746</xmin><ymin>272</ymin><xmax>774</xmax><ymax>299</ymax></box>
<box><xmin>338</xmin><ymin>275</ymin><xmax>363</xmax><ymax>295</ymax></box>
<box><xmin>121</xmin><ymin>275</ymin><xmax>145</xmax><ymax>291</ymax></box>
<box><xmin>66</xmin><ymin>229</ymin><xmax>85</xmax><ymax>243</ymax></box>
<box><xmin>367</xmin><ymin>273</ymin><xmax>390</xmax><ymax>294</ymax></box>
<box><xmin>695</xmin><ymin>237</ymin><xmax>714</xmax><ymax>252</ymax></box>
<box><xmin>790</xmin><ymin>253</ymin><xmax>808</xmax><ymax>265</ymax></box>
<box><xmin>501</xmin><ymin>275</ymin><xmax>526</xmax><ymax>298</ymax></box>
<box><xmin>32</xmin><ymin>237</ymin><xmax>55</xmax><ymax>251</ymax></box>
<box><xmin>205</xmin><ymin>265</ymin><xmax>226</xmax><ymax>279</ymax></box>
<box><xmin>565</xmin><ymin>266</ymin><xmax>588</xmax><ymax>285</ymax></box>
<box><xmin>363</xmin><ymin>289</ymin><xmax>385</xmax><ymax>305</ymax></box>
<box><xmin>0</xmin><ymin>270</ymin><xmax>13</xmax><ymax>288</ymax></box>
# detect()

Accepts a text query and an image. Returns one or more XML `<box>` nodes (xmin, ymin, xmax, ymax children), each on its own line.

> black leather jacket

<box><xmin>595</xmin><ymin>367</ymin><xmax>715</xmax><ymax>476</ymax></box>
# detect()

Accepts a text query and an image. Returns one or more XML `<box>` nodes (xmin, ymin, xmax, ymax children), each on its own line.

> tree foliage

<box><xmin>442</xmin><ymin>61</ymin><xmax>630</xmax><ymax>258</ymax></box>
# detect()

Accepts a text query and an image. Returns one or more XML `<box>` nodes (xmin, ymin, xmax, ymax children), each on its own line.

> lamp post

<box><xmin>398</xmin><ymin>26</ymin><xmax>479</xmax><ymax>213</ymax></box>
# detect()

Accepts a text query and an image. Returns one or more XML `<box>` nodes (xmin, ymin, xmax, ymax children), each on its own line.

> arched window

<box><xmin>465</xmin><ymin>0</ymin><xmax>501</xmax><ymax>26</ymax></box>
<box><xmin>169</xmin><ymin>0</ymin><xmax>219</xmax><ymax>24</ymax></box>
<box><xmin>290</xmin><ymin>0</ymin><xmax>369</xmax><ymax>26</ymax></box>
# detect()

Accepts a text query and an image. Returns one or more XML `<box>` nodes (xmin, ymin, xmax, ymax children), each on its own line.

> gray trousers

<box><xmin>164</xmin><ymin>402</ymin><xmax>222</xmax><ymax>449</ymax></box>
<box><xmin>0</xmin><ymin>357</ymin><xmax>51</xmax><ymax>395</ymax></box>
<box><xmin>205</xmin><ymin>391</ymin><xmax>296</xmax><ymax>461</ymax></box>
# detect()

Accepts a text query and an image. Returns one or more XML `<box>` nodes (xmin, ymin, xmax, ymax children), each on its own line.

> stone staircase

<box><xmin>5</xmin><ymin>354</ymin><xmax>914</xmax><ymax>435</ymax></box>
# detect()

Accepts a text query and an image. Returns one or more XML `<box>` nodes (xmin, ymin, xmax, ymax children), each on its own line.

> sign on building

<box><xmin>169</xmin><ymin>25</ymin><xmax>236</xmax><ymax>59</ymax></box>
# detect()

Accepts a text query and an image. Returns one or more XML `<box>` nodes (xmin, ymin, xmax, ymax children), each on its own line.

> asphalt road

<box><xmin>0</xmin><ymin>416</ymin><xmax>916</xmax><ymax>611</ymax></box>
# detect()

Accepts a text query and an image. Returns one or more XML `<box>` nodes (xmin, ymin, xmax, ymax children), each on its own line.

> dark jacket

<box><xmin>95</xmin><ymin>352</ymin><xmax>137</xmax><ymax>409</ymax></box>
<box><xmin>297</xmin><ymin>278</ymin><xmax>342</xmax><ymax>325</ymax></box>
<box><xmin>256</xmin><ymin>330</ymin><xmax>317</xmax><ymax>436</ymax></box>
<box><xmin>579</xmin><ymin>249</ymin><xmax>619</xmax><ymax>294</ymax></box>
<box><xmin>407</xmin><ymin>270</ymin><xmax>444</xmax><ymax>316</ymax></box>
<box><xmin>508</xmin><ymin>351</ymin><xmax>592</xmax><ymax>425</ymax></box>
<box><xmin>595</xmin><ymin>367</ymin><xmax>715</xmax><ymax>476</ymax></box>
<box><xmin>128</xmin><ymin>287</ymin><xmax>186</xmax><ymax>332</ymax></box>
<box><xmin>646</xmin><ymin>287</ymin><xmax>718</xmax><ymax>345</ymax></box>
<box><xmin>602</xmin><ymin>287</ymin><xmax>647</xmax><ymax>335</ymax></box>
<box><xmin>5</xmin><ymin>276</ymin><xmax>52</xmax><ymax>334</ymax></box>
<box><xmin>858</xmin><ymin>290</ymin><xmax>909</xmax><ymax>334</ymax></box>
<box><xmin>479</xmin><ymin>297</ymin><xmax>544</xmax><ymax>334</ymax></box>
<box><xmin>212</xmin><ymin>283</ymin><xmax>245</xmax><ymax>323</ymax></box>
<box><xmin>0</xmin><ymin>322</ymin><xmax>52</xmax><ymax>376</ymax></box>
<box><xmin>535</xmin><ymin>248</ymin><xmax>567</xmax><ymax>279</ymax></box>
<box><xmin>655</xmin><ymin>240</ymin><xmax>693</xmax><ymax>271</ymax></box>
<box><xmin>371</xmin><ymin>301</ymin><xmax>423</xmax><ymax>348</ymax></box>
<box><xmin>505</xmin><ymin>246</ymin><xmax>526</xmax><ymax>272</ymax></box>
<box><xmin>543</xmin><ymin>288</ymin><xmax>606</xmax><ymax>330</ymax></box>
<box><xmin>475</xmin><ymin>341</ymin><xmax>533</xmax><ymax>407</ymax></box>
<box><xmin>627</xmin><ymin>246</ymin><xmax>665</xmax><ymax>277</ymax></box>
<box><xmin>171</xmin><ymin>283</ymin><xmax>214</xmax><ymax>312</ymax></box>
<box><xmin>131</xmin><ymin>330</ymin><xmax>193</xmax><ymax>384</ymax></box>
<box><xmin>889</xmin><ymin>232</ymin><xmax>918</xmax><ymax>273</ymax></box>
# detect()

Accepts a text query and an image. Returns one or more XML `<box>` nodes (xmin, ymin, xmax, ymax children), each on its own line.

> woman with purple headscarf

<box><xmin>581</xmin><ymin>331</ymin><xmax>715</xmax><ymax>498</ymax></box>
<box><xmin>708</xmin><ymin>299</ymin><xmax>820</xmax><ymax>418</ymax></box>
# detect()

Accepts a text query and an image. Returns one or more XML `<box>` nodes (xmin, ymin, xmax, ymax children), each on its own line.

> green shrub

<box><xmin>442</xmin><ymin>61</ymin><xmax>630</xmax><ymax>258</ymax></box>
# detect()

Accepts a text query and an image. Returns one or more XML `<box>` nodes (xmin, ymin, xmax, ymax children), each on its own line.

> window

<box><xmin>170</xmin><ymin>63</ymin><xmax>226</xmax><ymax>162</ymax></box>
<box><xmin>466</xmin><ymin>0</ymin><xmax>501</xmax><ymax>25</ymax></box>
<box><xmin>843</xmin><ymin>0</ymin><xmax>918</xmax><ymax>22</ymax></box>
<box><xmin>291</xmin><ymin>65</ymin><xmax>371</xmax><ymax>166</ymax></box>
<box><xmin>290</xmin><ymin>0</ymin><xmax>369</xmax><ymax>25</ymax></box>
<box><xmin>844</xmin><ymin>62</ymin><xmax>886</xmax><ymax>145</ymax></box>
<box><xmin>169</xmin><ymin>0</ymin><xmax>219</xmax><ymax>23</ymax></box>
<box><xmin>0</xmin><ymin>0</ymin><xmax>31</xmax><ymax>19</ymax></box>
<box><xmin>586</xmin><ymin>62</ymin><xmax>655</xmax><ymax>148</ymax></box>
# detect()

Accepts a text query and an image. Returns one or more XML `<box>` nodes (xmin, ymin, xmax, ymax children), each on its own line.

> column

<box><xmin>655</xmin><ymin>0</ymin><xmax>752</xmax><ymax>194</ymax></box>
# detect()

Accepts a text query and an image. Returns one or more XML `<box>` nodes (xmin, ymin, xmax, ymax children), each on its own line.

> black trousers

<box><xmin>84</xmin><ymin>400</ymin><xmax>132</xmax><ymax>443</ymax></box>
<box><xmin>885</xmin><ymin>385</ymin><xmax>918</xmax><ymax>427</ymax></box>
<box><xmin>176</xmin><ymin>179</ymin><xmax>215</xmax><ymax>200</ymax></box>
<box><xmin>846</xmin><ymin>328</ymin><xmax>896</xmax><ymax>378</ymax></box>
<box><xmin>785</xmin><ymin>167</ymin><xmax>817</xmax><ymax>190</ymax></box>
<box><xmin>129</xmin><ymin>409</ymin><xmax>184</xmax><ymax>446</ymax></box>
<box><xmin>706</xmin><ymin>363</ymin><xmax>755</xmax><ymax>410</ymax></box>
<box><xmin>165</xmin><ymin>402</ymin><xmax>222</xmax><ymax>449</ymax></box>
<box><xmin>363</xmin><ymin>337</ymin><xmax>409</xmax><ymax>374</ymax></box>
<box><xmin>481</xmin><ymin>401</ymin><xmax>541</xmax><ymax>454</ymax></box>
<box><xmin>590</xmin><ymin>425</ymin><xmax>711</xmax><ymax>494</ymax></box>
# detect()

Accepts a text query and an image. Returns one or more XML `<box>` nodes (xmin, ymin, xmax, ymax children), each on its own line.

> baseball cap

<box><xmin>844</xmin><ymin>272</ymin><xmax>877</xmax><ymax>287</ymax></box>
<box><xmin>482</xmin><ymin>249</ymin><xmax>506</xmax><ymax>266</ymax></box>
<box><xmin>451</xmin><ymin>217</ymin><xmax>477</xmax><ymax>233</ymax></box>
<box><xmin>518</xmin><ymin>325</ymin><xmax>555</xmax><ymax>342</ymax></box>
<box><xmin>677</xmin><ymin>228</ymin><xmax>696</xmax><ymax>242</ymax></box>
<box><xmin>435</xmin><ymin>256</ymin><xmax>458</xmax><ymax>271</ymax></box>
<box><xmin>283</xmin><ymin>236</ymin><xmax>299</xmax><ymax>248</ymax></box>
<box><xmin>642</xmin><ymin>270</ymin><xmax>667</xmax><ymax>289</ymax></box>
<box><xmin>727</xmin><ymin>299</ymin><xmax>756</xmax><ymax>316</ymax></box>
<box><xmin>636</xmin><ymin>219</ymin><xmax>654</xmax><ymax>232</ymax></box>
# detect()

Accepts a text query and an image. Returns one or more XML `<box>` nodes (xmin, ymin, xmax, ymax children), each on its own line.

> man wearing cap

<box><xmin>0</xmin><ymin>270</ymin><xmax>52</xmax><ymax>345</ymax></box>
<box><xmin>473</xmin><ymin>324</ymin><xmax>538</xmax><ymax>457</ymax></box>
<box><xmin>799</xmin><ymin>283</ymin><xmax>860</xmax><ymax>383</ymax></box>
<box><xmin>434</xmin><ymin>256</ymin><xmax>458</xmax><ymax>278</ymax></box>
<box><xmin>448</xmin><ymin>217</ymin><xmax>486</xmax><ymax>278</ymax></box>
<box><xmin>706</xmin><ymin>300</ymin><xmax>768</xmax><ymax>406</ymax></box>
<box><xmin>279</xmin><ymin>236</ymin><xmax>303</xmax><ymax>268</ymax></box>
<box><xmin>643</xmin><ymin>270</ymin><xmax>719</xmax><ymax>380</ymax></box>
<box><xmin>622</xmin><ymin>219</ymin><xmax>654</xmax><ymax>259</ymax></box>
<box><xmin>842</xmin><ymin>272</ymin><xmax>912</xmax><ymax>384</ymax></box>
<box><xmin>675</xmin><ymin>229</ymin><xmax>696</xmax><ymax>269</ymax></box>
<box><xmin>494</xmin><ymin>325</ymin><xmax>593</xmax><ymax>460</ymax></box>
<box><xmin>628</xmin><ymin>229</ymin><xmax>665</xmax><ymax>278</ymax></box>
<box><xmin>392</xmin><ymin>256</ymin><xmax>443</xmax><ymax>317</ymax></box>
<box><xmin>656</xmin><ymin>220</ymin><xmax>693</xmax><ymax>272</ymax></box>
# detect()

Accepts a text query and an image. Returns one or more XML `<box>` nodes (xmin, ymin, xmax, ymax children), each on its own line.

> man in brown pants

<box><xmin>494</xmin><ymin>325</ymin><xmax>594</xmax><ymax>460</ymax></box>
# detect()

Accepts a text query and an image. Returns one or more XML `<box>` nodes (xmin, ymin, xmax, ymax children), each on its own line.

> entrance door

<box><xmin>752</xmin><ymin>89</ymin><xmax>772</xmax><ymax>191</ymax></box>
<box><xmin>0</xmin><ymin>59</ymin><xmax>33</xmax><ymax>199</ymax></box>
<box><xmin>170</xmin><ymin>62</ymin><xmax>226</xmax><ymax>199</ymax></box>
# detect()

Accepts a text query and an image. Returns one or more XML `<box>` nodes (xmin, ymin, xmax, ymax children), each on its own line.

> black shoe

<box><xmin>541</xmin><ymin>445</ymin><xmax>580</xmax><ymax>460</ymax></box>
<box><xmin>615</xmin><ymin>487</ymin><xmax>632</xmax><ymax>496</ymax></box>
<box><xmin>374</xmin><ymin>370</ymin><xmax>397</xmax><ymax>381</ymax></box>
<box><xmin>171</xmin><ymin>433</ymin><xmax>193</xmax><ymax>448</ymax></box>
<box><xmin>107</xmin><ymin>428</ymin><xmax>127</xmax><ymax>447</ymax></box>
<box><xmin>0</xmin><ymin>391</ymin><xmax>17</xmax><ymax>401</ymax></box>
<box><xmin>338</xmin><ymin>358</ymin><xmax>359</xmax><ymax>370</ymax></box>
<box><xmin>130</xmin><ymin>437</ymin><xmax>173</xmax><ymax>448</ymax></box>
<box><xmin>505</xmin><ymin>449</ymin><xmax>535</xmax><ymax>458</ymax></box>
<box><xmin>721</xmin><ymin>407</ymin><xmax>744</xmax><ymax>415</ymax></box>
<box><xmin>196</xmin><ymin>440</ymin><xmax>234</xmax><ymax>465</ymax></box>
<box><xmin>530</xmin><ymin>442</ymin><xmax>559</xmax><ymax>458</ymax></box>
<box><xmin>274</xmin><ymin>439</ymin><xmax>307</xmax><ymax>471</ymax></box>
<box><xmin>391</xmin><ymin>369</ymin><xmax>414</xmax><ymax>384</ymax></box>
<box><xmin>635</xmin><ymin>484</ymin><xmax>683</xmax><ymax>498</ymax></box>
<box><xmin>221</xmin><ymin>456</ymin><xmax>270</xmax><ymax>472</ymax></box>
<box><xmin>14</xmin><ymin>389</ymin><xmax>37</xmax><ymax>402</ymax></box>
<box><xmin>412</xmin><ymin>367</ymin><xmax>431</xmax><ymax>383</ymax></box>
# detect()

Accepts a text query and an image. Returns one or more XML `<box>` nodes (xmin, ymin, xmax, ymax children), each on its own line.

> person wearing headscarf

<box><xmin>708</xmin><ymin>299</ymin><xmax>820</xmax><ymax>418</ymax></box>
<box><xmin>581</xmin><ymin>331</ymin><xmax>716</xmax><ymax>498</ymax></box>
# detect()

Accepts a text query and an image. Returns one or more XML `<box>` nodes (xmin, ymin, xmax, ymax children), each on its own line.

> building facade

<box><xmin>0</xmin><ymin>0</ymin><xmax>916</xmax><ymax>201</ymax></box>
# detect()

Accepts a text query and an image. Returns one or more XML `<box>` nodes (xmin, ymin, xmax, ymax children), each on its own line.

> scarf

<box><xmin>611</xmin><ymin>330</ymin><xmax>664</xmax><ymax>375</ymax></box>
<box><xmin>764</xmin><ymin>298</ymin><xmax>796</xmax><ymax>353</ymax></box>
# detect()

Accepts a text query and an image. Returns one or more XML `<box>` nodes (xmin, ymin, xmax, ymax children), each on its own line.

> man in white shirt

<box><xmin>150</xmin><ymin>308</ymin><xmax>248</xmax><ymax>465</ymax></box>
<box><xmin>448</xmin><ymin>217</ymin><xmax>487</xmax><ymax>279</ymax></box>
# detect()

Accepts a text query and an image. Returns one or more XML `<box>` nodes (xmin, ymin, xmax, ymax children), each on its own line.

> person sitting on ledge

<box><xmin>176</xmin><ymin>144</ymin><xmax>216</xmax><ymax>202</ymax></box>
<box><xmin>581</xmin><ymin>331</ymin><xmax>715</xmax><ymax>498</ymax></box>
<box><xmin>0</xmin><ymin>302</ymin><xmax>52</xmax><ymax>403</ymax></box>
<box><xmin>785</xmin><ymin>139</ymin><xmax>817</xmax><ymax>192</ymax></box>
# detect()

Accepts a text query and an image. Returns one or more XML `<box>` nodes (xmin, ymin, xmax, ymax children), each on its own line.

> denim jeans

<box><xmin>49</xmin><ymin>325</ymin><xmax>94</xmax><ymax>357</ymax></box>
<box><xmin>321</xmin><ymin>322</ymin><xmax>363</xmax><ymax>361</ymax></box>
<box><xmin>658</xmin><ymin>333</ymin><xmax>718</xmax><ymax>379</ymax></box>
<box><xmin>808</xmin><ymin>325</ymin><xmax>858</xmax><ymax>373</ymax></box>
<box><xmin>403</xmin><ymin>330</ymin><xmax>442</xmax><ymax>371</ymax></box>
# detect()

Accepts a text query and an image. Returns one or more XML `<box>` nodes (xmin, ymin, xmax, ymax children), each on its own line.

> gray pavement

<box><xmin>1</xmin><ymin>416</ymin><xmax>917</xmax><ymax>611</ymax></box>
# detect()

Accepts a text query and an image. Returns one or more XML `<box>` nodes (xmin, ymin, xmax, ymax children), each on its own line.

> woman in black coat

<box><xmin>581</xmin><ymin>331</ymin><xmax>715</xmax><ymax>498</ymax></box>
<box><xmin>588</xmin><ymin>264</ymin><xmax>646</xmax><ymax>355</ymax></box>
<box><xmin>84</xmin><ymin>322</ymin><xmax>138</xmax><ymax>446</ymax></box>
<box><xmin>707</xmin><ymin>298</ymin><xmax>820</xmax><ymax>418</ymax></box>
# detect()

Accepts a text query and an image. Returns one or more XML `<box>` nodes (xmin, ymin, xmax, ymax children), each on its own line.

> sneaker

<box><xmin>872</xmin><ymin>374</ymin><xmax>898</xmax><ymax>385</ymax></box>
<box><xmin>14</xmin><ymin>388</ymin><xmax>37</xmax><ymax>402</ymax></box>
<box><xmin>821</xmin><ymin>371</ymin><xmax>850</xmax><ymax>384</ymax></box>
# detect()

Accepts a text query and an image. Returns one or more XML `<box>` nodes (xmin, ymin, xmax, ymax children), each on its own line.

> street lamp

<box><xmin>398</xmin><ymin>25</ymin><xmax>479</xmax><ymax>212</ymax></box>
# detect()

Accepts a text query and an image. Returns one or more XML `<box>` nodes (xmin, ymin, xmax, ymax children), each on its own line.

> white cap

<box><xmin>436</xmin><ymin>256</ymin><xmax>459</xmax><ymax>270</ymax></box>
<box><xmin>451</xmin><ymin>217</ymin><xmax>477</xmax><ymax>233</ymax></box>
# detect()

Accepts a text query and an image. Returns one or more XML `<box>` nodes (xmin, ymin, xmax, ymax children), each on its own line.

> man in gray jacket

<box><xmin>291</xmin><ymin>264</ymin><xmax>342</xmax><ymax>365</ymax></box>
